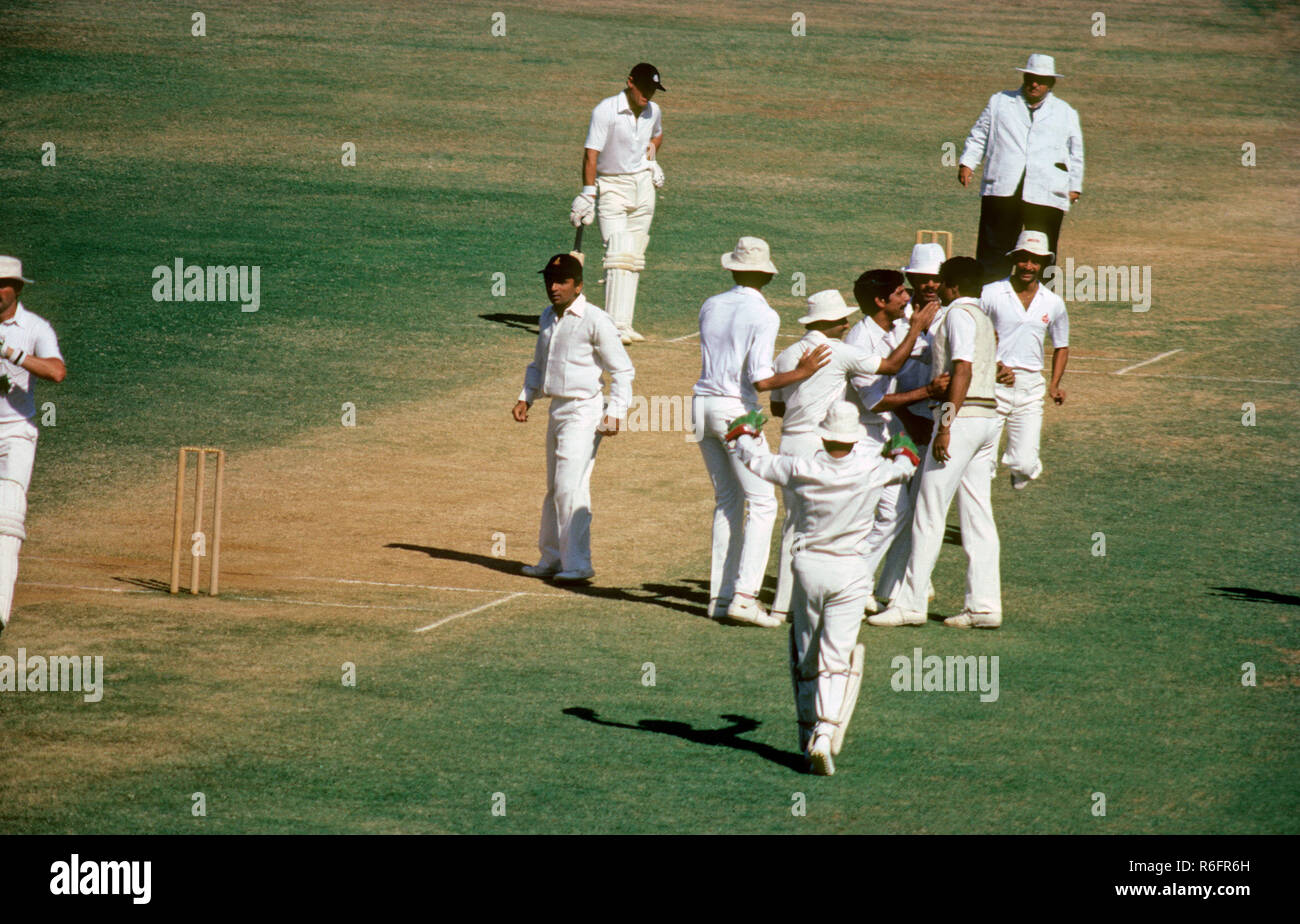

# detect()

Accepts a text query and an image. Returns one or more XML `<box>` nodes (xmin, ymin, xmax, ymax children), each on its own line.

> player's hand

<box><xmin>911</xmin><ymin>298</ymin><xmax>940</xmax><ymax>332</ymax></box>
<box><xmin>1069</xmin><ymin>191</ymin><xmax>1080</xmax><ymax>204</ymax></box>
<box><xmin>569</xmin><ymin>189</ymin><xmax>596</xmax><ymax>227</ymax></box>
<box><xmin>931</xmin><ymin>428</ymin><xmax>951</xmax><ymax>463</ymax></box>
<box><xmin>926</xmin><ymin>373</ymin><xmax>951</xmax><ymax>399</ymax></box>
<box><xmin>598</xmin><ymin>415</ymin><xmax>621</xmax><ymax>436</ymax></box>
<box><xmin>1050</xmin><ymin>386</ymin><xmax>1066</xmax><ymax>405</ymax></box>
<box><xmin>650</xmin><ymin>161</ymin><xmax>665</xmax><ymax>189</ymax></box>
<box><xmin>0</xmin><ymin>340</ymin><xmax>26</xmax><ymax>366</ymax></box>
<box><xmin>512</xmin><ymin>400</ymin><xmax>530</xmax><ymax>423</ymax></box>
<box><xmin>795</xmin><ymin>344</ymin><xmax>833</xmax><ymax>377</ymax></box>
<box><xmin>958</xmin><ymin>165</ymin><xmax>973</xmax><ymax>188</ymax></box>
<box><xmin>996</xmin><ymin>362</ymin><xmax>1015</xmax><ymax>386</ymax></box>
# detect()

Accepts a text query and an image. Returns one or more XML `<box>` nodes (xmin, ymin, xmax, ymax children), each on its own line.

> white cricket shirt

<box><xmin>518</xmin><ymin>294</ymin><xmax>635</xmax><ymax>418</ymax></box>
<box><xmin>842</xmin><ymin>317</ymin><xmax>895</xmax><ymax>426</ymax></box>
<box><xmin>734</xmin><ymin>435</ymin><xmax>915</xmax><ymax>558</ymax></box>
<box><xmin>979</xmin><ymin>279</ymin><xmax>1069</xmax><ymax>371</ymax></box>
<box><xmin>772</xmin><ymin>331</ymin><xmax>881</xmax><ymax>435</ymax></box>
<box><xmin>693</xmin><ymin>286</ymin><xmax>780</xmax><ymax>410</ymax></box>
<box><xmin>584</xmin><ymin>91</ymin><xmax>663</xmax><ymax>175</ymax></box>
<box><xmin>0</xmin><ymin>303</ymin><xmax>63</xmax><ymax>424</ymax></box>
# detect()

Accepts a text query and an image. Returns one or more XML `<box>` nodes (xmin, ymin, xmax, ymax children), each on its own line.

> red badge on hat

<box><xmin>1041</xmin><ymin>314</ymin><xmax>1049</xmax><ymax>323</ymax></box>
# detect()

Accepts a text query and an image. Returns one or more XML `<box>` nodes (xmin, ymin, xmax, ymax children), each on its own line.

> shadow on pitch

<box><xmin>478</xmin><ymin>312</ymin><xmax>541</xmax><ymax>334</ymax></box>
<box><xmin>1208</xmin><ymin>586</ymin><xmax>1300</xmax><ymax>607</ymax></box>
<box><xmin>563</xmin><ymin>707</ymin><xmax>806</xmax><ymax>772</ymax></box>
<box><xmin>386</xmin><ymin>543</ymin><xmax>713</xmax><ymax>619</ymax></box>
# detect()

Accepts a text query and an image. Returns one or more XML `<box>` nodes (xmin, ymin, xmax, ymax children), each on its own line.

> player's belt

<box><xmin>964</xmin><ymin>397</ymin><xmax>996</xmax><ymax>408</ymax></box>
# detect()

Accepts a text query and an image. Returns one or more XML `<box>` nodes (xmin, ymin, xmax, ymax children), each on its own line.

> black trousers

<box><xmin>976</xmin><ymin>189</ymin><xmax>1066</xmax><ymax>283</ymax></box>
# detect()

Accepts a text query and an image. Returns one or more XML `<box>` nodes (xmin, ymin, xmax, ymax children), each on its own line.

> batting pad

<box><xmin>0</xmin><ymin>534</ymin><xmax>19</xmax><ymax>626</ymax></box>
<box><xmin>603</xmin><ymin>232</ymin><xmax>647</xmax><ymax>330</ymax></box>
<box><xmin>0</xmin><ymin>478</ymin><xmax>27</xmax><ymax>541</ymax></box>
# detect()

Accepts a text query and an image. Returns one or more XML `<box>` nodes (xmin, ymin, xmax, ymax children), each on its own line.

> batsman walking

<box><xmin>570</xmin><ymin>63</ymin><xmax>667</xmax><ymax>345</ymax></box>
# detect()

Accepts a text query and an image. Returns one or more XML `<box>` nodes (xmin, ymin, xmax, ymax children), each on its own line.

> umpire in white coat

<box><xmin>958</xmin><ymin>54</ymin><xmax>1084</xmax><ymax>281</ymax></box>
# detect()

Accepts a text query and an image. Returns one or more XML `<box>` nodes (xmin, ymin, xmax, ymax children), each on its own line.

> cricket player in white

<box><xmin>768</xmin><ymin>289</ymin><xmax>937</xmax><ymax>624</ymax></box>
<box><xmin>729</xmin><ymin>403</ymin><xmax>921</xmax><ymax>775</ymax></box>
<box><xmin>980</xmin><ymin>230</ymin><xmax>1069</xmax><ymax>489</ymax></box>
<box><xmin>513</xmin><ymin>254</ymin><xmax>634</xmax><ymax>584</ymax></box>
<box><xmin>693</xmin><ymin>237</ymin><xmax>830</xmax><ymax>627</ymax></box>
<box><xmin>570</xmin><ymin>63</ymin><xmax>667</xmax><ymax>344</ymax></box>
<box><xmin>871</xmin><ymin>257</ymin><xmax>1004</xmax><ymax>629</ymax></box>
<box><xmin>0</xmin><ymin>257</ymin><xmax>67</xmax><ymax>639</ymax></box>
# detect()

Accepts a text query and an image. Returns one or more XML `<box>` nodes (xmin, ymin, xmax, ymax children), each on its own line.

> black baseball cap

<box><xmin>630</xmin><ymin>63</ymin><xmax>666</xmax><ymax>94</ymax></box>
<box><xmin>539</xmin><ymin>253</ymin><xmax>583</xmax><ymax>282</ymax></box>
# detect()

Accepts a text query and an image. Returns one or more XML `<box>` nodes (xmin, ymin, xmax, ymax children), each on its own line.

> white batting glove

<box><xmin>0</xmin><ymin>340</ymin><xmax>24</xmax><ymax>367</ymax></box>
<box><xmin>650</xmin><ymin>161</ymin><xmax>665</xmax><ymax>189</ymax></box>
<box><xmin>569</xmin><ymin>186</ymin><xmax>596</xmax><ymax>227</ymax></box>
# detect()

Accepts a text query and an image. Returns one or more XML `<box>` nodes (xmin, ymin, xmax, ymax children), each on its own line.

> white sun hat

<box><xmin>721</xmin><ymin>236</ymin><xmax>778</xmax><ymax>275</ymax></box>
<box><xmin>798</xmin><ymin>289</ymin><xmax>857</xmax><ymax>325</ymax></box>
<box><xmin>0</xmin><ymin>256</ymin><xmax>33</xmax><ymax>283</ymax></box>
<box><xmin>817</xmin><ymin>401</ymin><xmax>867</xmax><ymax>444</ymax></box>
<box><xmin>1006</xmin><ymin>230</ymin><xmax>1054</xmax><ymax>258</ymax></box>
<box><xmin>1016</xmin><ymin>54</ymin><xmax>1062</xmax><ymax>78</ymax></box>
<box><xmin>901</xmin><ymin>243</ymin><xmax>946</xmax><ymax>276</ymax></box>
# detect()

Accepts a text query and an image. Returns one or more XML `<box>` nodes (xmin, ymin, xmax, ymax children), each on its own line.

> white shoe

<box><xmin>723</xmin><ymin>596</ymin><xmax>781</xmax><ymax>628</ymax></box>
<box><xmin>944</xmin><ymin>610</ymin><xmax>1002</xmax><ymax>629</ymax></box>
<box><xmin>521</xmin><ymin>562</ymin><xmax>561</xmax><ymax>578</ymax></box>
<box><xmin>866</xmin><ymin>605</ymin><xmax>926</xmax><ymax>627</ymax></box>
<box><xmin>1010</xmin><ymin>472</ymin><xmax>1031</xmax><ymax>490</ymax></box>
<box><xmin>618</xmin><ymin>330</ymin><xmax>634</xmax><ymax>345</ymax></box>
<box><xmin>808</xmin><ymin>734</ymin><xmax>835</xmax><ymax>776</ymax></box>
<box><xmin>622</xmin><ymin>327</ymin><xmax>645</xmax><ymax>342</ymax></box>
<box><xmin>770</xmin><ymin>610</ymin><xmax>789</xmax><ymax>625</ymax></box>
<box><xmin>831</xmin><ymin>644</ymin><xmax>865</xmax><ymax>757</ymax></box>
<box><xmin>863</xmin><ymin>594</ymin><xmax>881</xmax><ymax>615</ymax></box>
<box><xmin>553</xmin><ymin>568</ymin><xmax>595</xmax><ymax>583</ymax></box>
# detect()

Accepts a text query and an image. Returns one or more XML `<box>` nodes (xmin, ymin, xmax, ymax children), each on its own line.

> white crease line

<box><xmin>282</xmin><ymin>575</ymin><xmax>567</xmax><ymax>597</ymax></box>
<box><xmin>1068</xmin><ymin>369</ymin><xmax>1298</xmax><ymax>386</ymax></box>
<box><xmin>665</xmin><ymin>331</ymin><xmax>699</xmax><ymax>343</ymax></box>
<box><xmin>1116</xmin><ymin>349</ymin><xmax>1183</xmax><ymax>375</ymax></box>
<box><xmin>414</xmin><ymin>592</ymin><xmax>525</xmax><ymax>633</ymax></box>
<box><xmin>21</xmin><ymin>581</ymin><xmax>152</xmax><ymax>594</ymax></box>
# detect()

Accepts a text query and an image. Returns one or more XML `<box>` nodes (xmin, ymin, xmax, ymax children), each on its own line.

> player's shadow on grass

<box><xmin>563</xmin><ymin>707</ymin><xmax>805</xmax><ymax>771</ymax></box>
<box><xmin>479</xmin><ymin>312</ymin><xmax>540</xmax><ymax>334</ymax></box>
<box><xmin>1209</xmin><ymin>586</ymin><xmax>1300</xmax><ymax>606</ymax></box>
<box><xmin>386</xmin><ymin>543</ymin><xmax>712</xmax><ymax>618</ymax></box>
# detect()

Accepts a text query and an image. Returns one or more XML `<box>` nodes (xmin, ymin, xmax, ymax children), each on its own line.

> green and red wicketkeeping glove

<box><xmin>882</xmin><ymin>432</ymin><xmax>920</xmax><ymax>466</ymax></box>
<box><xmin>724</xmin><ymin>410</ymin><xmax>767</xmax><ymax>442</ymax></box>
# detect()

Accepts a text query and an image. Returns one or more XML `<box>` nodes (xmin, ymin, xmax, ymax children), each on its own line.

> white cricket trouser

<box><xmin>871</xmin><ymin>472</ymin><xmax>919</xmax><ymax>603</ymax></box>
<box><xmin>791</xmin><ymin>551</ymin><xmax>872</xmax><ymax>747</ymax></box>
<box><xmin>772</xmin><ymin>431</ymin><xmax>823</xmax><ymax>621</ymax></box>
<box><xmin>995</xmin><ymin>370</ymin><xmax>1046</xmax><ymax>481</ymax></box>
<box><xmin>596</xmin><ymin>172</ymin><xmax>655</xmax><ymax>244</ymax></box>
<box><xmin>537</xmin><ymin>395</ymin><xmax>604</xmax><ymax>572</ymax></box>
<box><xmin>0</xmin><ymin>420</ymin><xmax>38</xmax><ymax>628</ymax></box>
<box><xmin>894</xmin><ymin>415</ymin><xmax>1002</xmax><ymax>616</ymax></box>
<box><xmin>693</xmin><ymin>395</ymin><xmax>777</xmax><ymax>608</ymax></box>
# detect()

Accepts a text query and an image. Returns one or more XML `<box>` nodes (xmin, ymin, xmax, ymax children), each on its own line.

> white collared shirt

<box><xmin>584</xmin><ymin>91</ymin><xmax>663</xmax><ymax>175</ymax></box>
<box><xmin>979</xmin><ymin>279</ymin><xmax>1069</xmax><ymax>370</ymax></box>
<box><xmin>773</xmin><ymin>330</ymin><xmax>881</xmax><ymax>436</ymax></box>
<box><xmin>0</xmin><ymin>303</ymin><xmax>63</xmax><ymax>424</ymax></box>
<box><xmin>734</xmin><ymin>434</ymin><xmax>915</xmax><ymax>558</ymax></box>
<box><xmin>518</xmin><ymin>294</ymin><xmax>635</xmax><ymax>418</ymax></box>
<box><xmin>842</xmin><ymin>317</ymin><xmax>895</xmax><ymax>426</ymax></box>
<box><xmin>959</xmin><ymin>89</ymin><xmax>1084</xmax><ymax>211</ymax></box>
<box><xmin>693</xmin><ymin>286</ymin><xmax>780</xmax><ymax>410</ymax></box>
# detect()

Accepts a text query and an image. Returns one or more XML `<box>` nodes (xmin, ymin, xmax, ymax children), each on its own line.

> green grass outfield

<box><xmin>0</xmin><ymin>0</ymin><xmax>1296</xmax><ymax>833</ymax></box>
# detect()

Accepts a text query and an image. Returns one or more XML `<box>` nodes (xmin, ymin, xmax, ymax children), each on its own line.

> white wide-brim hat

<box><xmin>721</xmin><ymin>236</ymin><xmax>778</xmax><ymax>275</ymax></box>
<box><xmin>798</xmin><ymin>289</ymin><xmax>857</xmax><ymax>325</ymax></box>
<box><xmin>1006</xmin><ymin>230</ymin><xmax>1054</xmax><ymax>259</ymax></box>
<box><xmin>817</xmin><ymin>401</ymin><xmax>867</xmax><ymax>444</ymax></box>
<box><xmin>0</xmin><ymin>256</ymin><xmax>33</xmax><ymax>283</ymax></box>
<box><xmin>901</xmin><ymin>243</ymin><xmax>946</xmax><ymax>276</ymax></box>
<box><xmin>1016</xmin><ymin>54</ymin><xmax>1062</xmax><ymax>78</ymax></box>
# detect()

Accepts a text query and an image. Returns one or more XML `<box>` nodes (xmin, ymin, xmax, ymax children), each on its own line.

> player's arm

<box><xmin>1049</xmin><ymin>346</ymin><xmax>1069</xmax><ymax>404</ymax></box>
<box><xmin>514</xmin><ymin>322</ymin><xmax>547</xmax><ymax>422</ymax></box>
<box><xmin>582</xmin><ymin>148</ymin><xmax>599</xmax><ymax>188</ymax></box>
<box><xmin>932</xmin><ymin>361</ymin><xmax>971</xmax><ymax>463</ymax></box>
<box><xmin>958</xmin><ymin>94</ymin><xmax>995</xmax><ymax>187</ymax></box>
<box><xmin>594</xmin><ymin>317</ymin><xmax>636</xmax><ymax>434</ymax></box>
<box><xmin>1067</xmin><ymin>108</ymin><xmax>1084</xmax><ymax>202</ymax></box>
<box><xmin>15</xmin><ymin>355</ymin><xmax>65</xmax><ymax>383</ymax></box>
<box><xmin>753</xmin><ymin>344</ymin><xmax>831</xmax><ymax>392</ymax></box>
<box><xmin>3</xmin><ymin>328</ymin><xmax>66</xmax><ymax>383</ymax></box>
<box><xmin>648</xmin><ymin>135</ymin><xmax>663</xmax><ymax>159</ymax></box>
<box><xmin>870</xmin><ymin>375</ymin><xmax>949</xmax><ymax>413</ymax></box>
<box><xmin>726</xmin><ymin>413</ymin><xmax>797</xmax><ymax>486</ymax></box>
<box><xmin>875</xmin><ymin>300</ymin><xmax>940</xmax><ymax>376</ymax></box>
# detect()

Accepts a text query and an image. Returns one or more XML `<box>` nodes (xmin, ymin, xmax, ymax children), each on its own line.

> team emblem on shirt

<box><xmin>1041</xmin><ymin>314</ymin><xmax>1049</xmax><ymax>323</ymax></box>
